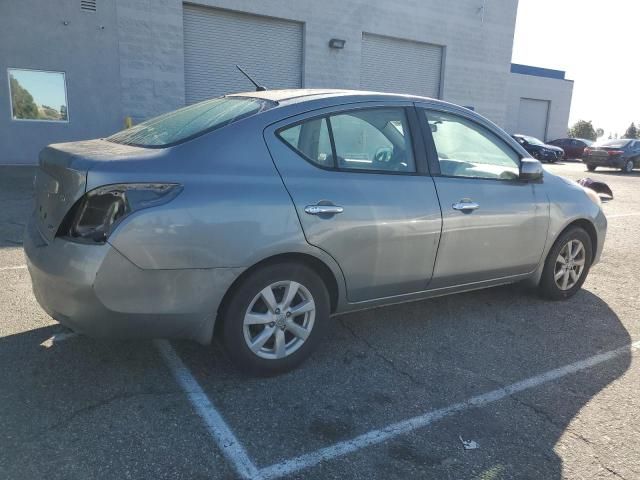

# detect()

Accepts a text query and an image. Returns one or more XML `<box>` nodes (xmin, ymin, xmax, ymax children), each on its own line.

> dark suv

<box><xmin>512</xmin><ymin>134</ymin><xmax>564</xmax><ymax>163</ymax></box>
<box><xmin>583</xmin><ymin>139</ymin><xmax>640</xmax><ymax>173</ymax></box>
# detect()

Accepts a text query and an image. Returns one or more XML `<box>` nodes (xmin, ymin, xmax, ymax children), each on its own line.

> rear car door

<box><xmin>264</xmin><ymin>103</ymin><xmax>442</xmax><ymax>302</ymax></box>
<box><xmin>416</xmin><ymin>105</ymin><xmax>549</xmax><ymax>288</ymax></box>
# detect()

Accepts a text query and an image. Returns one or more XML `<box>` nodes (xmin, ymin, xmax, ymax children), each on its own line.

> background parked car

<box><xmin>548</xmin><ymin>138</ymin><xmax>593</xmax><ymax>159</ymax></box>
<box><xmin>512</xmin><ymin>134</ymin><xmax>564</xmax><ymax>163</ymax></box>
<box><xmin>583</xmin><ymin>139</ymin><xmax>640</xmax><ymax>173</ymax></box>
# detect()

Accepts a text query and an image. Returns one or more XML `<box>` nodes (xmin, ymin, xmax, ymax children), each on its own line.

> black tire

<box><xmin>623</xmin><ymin>159</ymin><xmax>634</xmax><ymax>173</ymax></box>
<box><xmin>586</xmin><ymin>165</ymin><xmax>596</xmax><ymax>172</ymax></box>
<box><xmin>539</xmin><ymin>227</ymin><xmax>593</xmax><ymax>300</ymax></box>
<box><xmin>221</xmin><ymin>262</ymin><xmax>330</xmax><ymax>375</ymax></box>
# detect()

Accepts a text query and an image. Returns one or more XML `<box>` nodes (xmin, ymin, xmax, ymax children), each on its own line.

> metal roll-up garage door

<box><xmin>360</xmin><ymin>33</ymin><xmax>443</xmax><ymax>98</ymax></box>
<box><xmin>516</xmin><ymin>98</ymin><xmax>550</xmax><ymax>141</ymax></box>
<box><xmin>183</xmin><ymin>5</ymin><xmax>303</xmax><ymax>104</ymax></box>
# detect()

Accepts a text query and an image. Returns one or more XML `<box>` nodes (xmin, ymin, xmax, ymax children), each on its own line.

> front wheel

<box><xmin>586</xmin><ymin>165</ymin><xmax>596</xmax><ymax>172</ymax></box>
<box><xmin>539</xmin><ymin>227</ymin><xmax>592</xmax><ymax>300</ymax></box>
<box><xmin>623</xmin><ymin>159</ymin><xmax>634</xmax><ymax>173</ymax></box>
<box><xmin>221</xmin><ymin>262</ymin><xmax>330</xmax><ymax>375</ymax></box>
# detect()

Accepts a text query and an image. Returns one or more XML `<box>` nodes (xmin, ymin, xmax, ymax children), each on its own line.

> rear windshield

<box><xmin>594</xmin><ymin>139</ymin><xmax>630</xmax><ymax>148</ymax></box>
<box><xmin>107</xmin><ymin>97</ymin><xmax>275</xmax><ymax>148</ymax></box>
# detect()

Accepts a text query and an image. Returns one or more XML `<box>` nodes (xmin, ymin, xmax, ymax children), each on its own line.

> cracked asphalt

<box><xmin>1</xmin><ymin>162</ymin><xmax>639</xmax><ymax>479</ymax></box>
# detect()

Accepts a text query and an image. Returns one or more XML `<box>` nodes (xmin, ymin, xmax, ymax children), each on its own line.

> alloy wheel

<box><xmin>554</xmin><ymin>239</ymin><xmax>586</xmax><ymax>291</ymax></box>
<box><xmin>243</xmin><ymin>281</ymin><xmax>316</xmax><ymax>360</ymax></box>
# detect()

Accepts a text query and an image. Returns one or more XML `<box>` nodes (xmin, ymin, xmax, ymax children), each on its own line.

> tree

<box><xmin>623</xmin><ymin>122</ymin><xmax>638</xmax><ymax>139</ymax></box>
<box><xmin>9</xmin><ymin>75</ymin><xmax>38</xmax><ymax>120</ymax></box>
<box><xmin>568</xmin><ymin>120</ymin><xmax>597</xmax><ymax>141</ymax></box>
<box><xmin>596</xmin><ymin>128</ymin><xmax>604</xmax><ymax>138</ymax></box>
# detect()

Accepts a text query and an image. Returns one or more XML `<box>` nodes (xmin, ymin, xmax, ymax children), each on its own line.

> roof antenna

<box><xmin>236</xmin><ymin>65</ymin><xmax>267</xmax><ymax>91</ymax></box>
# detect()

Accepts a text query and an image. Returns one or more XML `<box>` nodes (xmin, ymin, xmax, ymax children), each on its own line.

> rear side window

<box><xmin>278</xmin><ymin>118</ymin><xmax>333</xmax><ymax>168</ymax></box>
<box><xmin>278</xmin><ymin>107</ymin><xmax>416</xmax><ymax>173</ymax></box>
<box><xmin>108</xmin><ymin>97</ymin><xmax>274</xmax><ymax>148</ymax></box>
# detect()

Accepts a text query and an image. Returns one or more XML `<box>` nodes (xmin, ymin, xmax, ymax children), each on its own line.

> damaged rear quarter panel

<box><xmin>100</xmin><ymin>117</ymin><xmax>307</xmax><ymax>271</ymax></box>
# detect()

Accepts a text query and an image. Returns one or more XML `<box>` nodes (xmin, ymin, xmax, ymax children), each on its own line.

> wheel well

<box><xmin>563</xmin><ymin>219</ymin><xmax>598</xmax><ymax>254</ymax></box>
<box><xmin>214</xmin><ymin>253</ymin><xmax>340</xmax><ymax>337</ymax></box>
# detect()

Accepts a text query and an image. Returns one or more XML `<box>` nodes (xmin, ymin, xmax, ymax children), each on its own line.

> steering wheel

<box><xmin>373</xmin><ymin>147</ymin><xmax>393</xmax><ymax>163</ymax></box>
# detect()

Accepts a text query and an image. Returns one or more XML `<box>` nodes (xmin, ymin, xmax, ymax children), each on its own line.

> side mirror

<box><xmin>520</xmin><ymin>158</ymin><xmax>543</xmax><ymax>182</ymax></box>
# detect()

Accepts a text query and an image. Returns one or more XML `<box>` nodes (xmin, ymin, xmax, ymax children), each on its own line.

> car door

<box><xmin>416</xmin><ymin>105</ymin><xmax>549</xmax><ymax>288</ymax></box>
<box><xmin>264</xmin><ymin>103</ymin><xmax>442</xmax><ymax>302</ymax></box>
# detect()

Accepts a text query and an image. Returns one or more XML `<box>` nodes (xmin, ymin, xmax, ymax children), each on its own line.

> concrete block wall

<box><xmin>116</xmin><ymin>0</ymin><xmax>186</xmax><ymax>123</ymax></box>
<box><xmin>505</xmin><ymin>72</ymin><xmax>574</xmax><ymax>141</ymax></box>
<box><xmin>0</xmin><ymin>0</ymin><xmax>123</xmax><ymax>164</ymax></box>
<box><xmin>0</xmin><ymin>0</ymin><xmax>520</xmax><ymax>164</ymax></box>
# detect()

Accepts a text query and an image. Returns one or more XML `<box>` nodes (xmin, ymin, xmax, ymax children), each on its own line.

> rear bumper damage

<box><xmin>24</xmin><ymin>216</ymin><xmax>241</xmax><ymax>344</ymax></box>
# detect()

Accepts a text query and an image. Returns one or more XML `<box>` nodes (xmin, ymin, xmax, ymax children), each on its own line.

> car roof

<box><xmin>228</xmin><ymin>88</ymin><xmax>441</xmax><ymax>106</ymax></box>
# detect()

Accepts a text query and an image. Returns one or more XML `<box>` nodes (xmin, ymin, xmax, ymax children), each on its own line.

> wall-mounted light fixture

<box><xmin>329</xmin><ymin>38</ymin><xmax>346</xmax><ymax>49</ymax></box>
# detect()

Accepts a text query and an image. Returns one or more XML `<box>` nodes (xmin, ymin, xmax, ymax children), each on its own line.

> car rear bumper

<box><xmin>24</xmin><ymin>215</ymin><xmax>241</xmax><ymax>344</ymax></box>
<box><xmin>583</xmin><ymin>156</ymin><xmax>625</xmax><ymax>168</ymax></box>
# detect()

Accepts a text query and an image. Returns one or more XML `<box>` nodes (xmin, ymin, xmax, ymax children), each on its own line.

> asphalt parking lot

<box><xmin>1</xmin><ymin>161</ymin><xmax>639</xmax><ymax>480</ymax></box>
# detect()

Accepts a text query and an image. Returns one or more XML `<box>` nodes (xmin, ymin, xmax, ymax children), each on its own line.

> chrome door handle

<box><xmin>452</xmin><ymin>200</ymin><xmax>479</xmax><ymax>212</ymax></box>
<box><xmin>304</xmin><ymin>204</ymin><xmax>344</xmax><ymax>215</ymax></box>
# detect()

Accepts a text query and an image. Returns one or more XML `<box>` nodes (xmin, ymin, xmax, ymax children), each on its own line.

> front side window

<box><xmin>425</xmin><ymin>110</ymin><xmax>520</xmax><ymax>180</ymax></box>
<box><xmin>8</xmin><ymin>69</ymin><xmax>68</xmax><ymax>122</ymax></box>
<box><xmin>108</xmin><ymin>96</ymin><xmax>274</xmax><ymax>148</ymax></box>
<box><xmin>278</xmin><ymin>107</ymin><xmax>416</xmax><ymax>173</ymax></box>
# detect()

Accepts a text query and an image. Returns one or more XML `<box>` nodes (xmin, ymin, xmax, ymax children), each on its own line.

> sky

<box><xmin>10</xmin><ymin>69</ymin><xmax>67</xmax><ymax>110</ymax></box>
<box><xmin>512</xmin><ymin>0</ymin><xmax>639</xmax><ymax>137</ymax></box>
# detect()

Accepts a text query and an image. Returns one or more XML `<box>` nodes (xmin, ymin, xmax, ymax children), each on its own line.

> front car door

<box><xmin>264</xmin><ymin>102</ymin><xmax>442</xmax><ymax>303</ymax></box>
<box><xmin>416</xmin><ymin>104</ymin><xmax>549</xmax><ymax>288</ymax></box>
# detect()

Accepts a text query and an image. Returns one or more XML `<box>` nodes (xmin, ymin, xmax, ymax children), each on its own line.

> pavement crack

<box><xmin>510</xmin><ymin>394</ymin><xmax>566</xmax><ymax>431</ymax></box>
<box><xmin>34</xmin><ymin>389</ymin><xmax>184</xmax><ymax>436</ymax></box>
<box><xmin>511</xmin><ymin>395</ymin><xmax>630</xmax><ymax>480</ymax></box>
<box><xmin>603</xmin><ymin>466</ymin><xmax>629</xmax><ymax>480</ymax></box>
<box><xmin>338</xmin><ymin>317</ymin><xmax>425</xmax><ymax>386</ymax></box>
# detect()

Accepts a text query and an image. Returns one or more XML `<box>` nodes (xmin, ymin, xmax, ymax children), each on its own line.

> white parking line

<box><xmin>258</xmin><ymin>340</ymin><xmax>640</xmax><ymax>480</ymax></box>
<box><xmin>153</xmin><ymin>340</ymin><xmax>261</xmax><ymax>480</ymax></box>
<box><xmin>0</xmin><ymin>265</ymin><xmax>27</xmax><ymax>271</ymax></box>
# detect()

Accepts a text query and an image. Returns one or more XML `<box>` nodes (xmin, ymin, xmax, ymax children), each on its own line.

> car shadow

<box><xmin>171</xmin><ymin>284</ymin><xmax>631</xmax><ymax>478</ymax></box>
<box><xmin>0</xmin><ymin>285</ymin><xmax>631</xmax><ymax>478</ymax></box>
<box><xmin>0</xmin><ymin>325</ymin><xmax>235</xmax><ymax>479</ymax></box>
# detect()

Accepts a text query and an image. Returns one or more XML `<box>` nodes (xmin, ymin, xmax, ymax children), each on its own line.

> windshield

<box><xmin>520</xmin><ymin>135</ymin><xmax>545</xmax><ymax>146</ymax></box>
<box><xmin>594</xmin><ymin>139</ymin><xmax>630</xmax><ymax>148</ymax></box>
<box><xmin>108</xmin><ymin>97</ymin><xmax>275</xmax><ymax>148</ymax></box>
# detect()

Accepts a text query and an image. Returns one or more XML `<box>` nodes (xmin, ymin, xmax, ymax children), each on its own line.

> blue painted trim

<box><xmin>511</xmin><ymin>63</ymin><xmax>566</xmax><ymax>80</ymax></box>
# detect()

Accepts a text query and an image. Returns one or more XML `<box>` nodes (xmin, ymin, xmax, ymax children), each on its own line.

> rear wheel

<box><xmin>539</xmin><ymin>227</ymin><xmax>592</xmax><ymax>300</ymax></box>
<box><xmin>221</xmin><ymin>262</ymin><xmax>330</xmax><ymax>375</ymax></box>
<box><xmin>586</xmin><ymin>165</ymin><xmax>596</xmax><ymax>172</ymax></box>
<box><xmin>623</xmin><ymin>159</ymin><xmax>634</xmax><ymax>173</ymax></box>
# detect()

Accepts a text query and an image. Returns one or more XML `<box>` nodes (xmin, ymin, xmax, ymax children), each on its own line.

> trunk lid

<box><xmin>588</xmin><ymin>147</ymin><xmax>622</xmax><ymax>159</ymax></box>
<box><xmin>34</xmin><ymin>139</ymin><xmax>156</xmax><ymax>242</ymax></box>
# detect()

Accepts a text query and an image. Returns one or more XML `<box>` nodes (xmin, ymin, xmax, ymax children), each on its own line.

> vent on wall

<box><xmin>81</xmin><ymin>0</ymin><xmax>96</xmax><ymax>12</ymax></box>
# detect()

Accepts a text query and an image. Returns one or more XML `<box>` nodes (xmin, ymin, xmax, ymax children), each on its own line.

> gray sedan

<box><xmin>25</xmin><ymin>89</ymin><xmax>607</xmax><ymax>374</ymax></box>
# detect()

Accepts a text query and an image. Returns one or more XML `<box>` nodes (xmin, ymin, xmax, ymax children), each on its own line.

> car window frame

<box><xmin>416</xmin><ymin>104</ymin><xmax>525</xmax><ymax>182</ymax></box>
<box><xmin>275</xmin><ymin>104</ymin><xmax>427</xmax><ymax>176</ymax></box>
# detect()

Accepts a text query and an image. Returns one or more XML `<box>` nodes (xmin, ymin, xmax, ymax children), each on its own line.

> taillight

<box><xmin>608</xmin><ymin>150</ymin><xmax>624</xmax><ymax>156</ymax></box>
<box><xmin>58</xmin><ymin>183</ymin><xmax>182</xmax><ymax>243</ymax></box>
